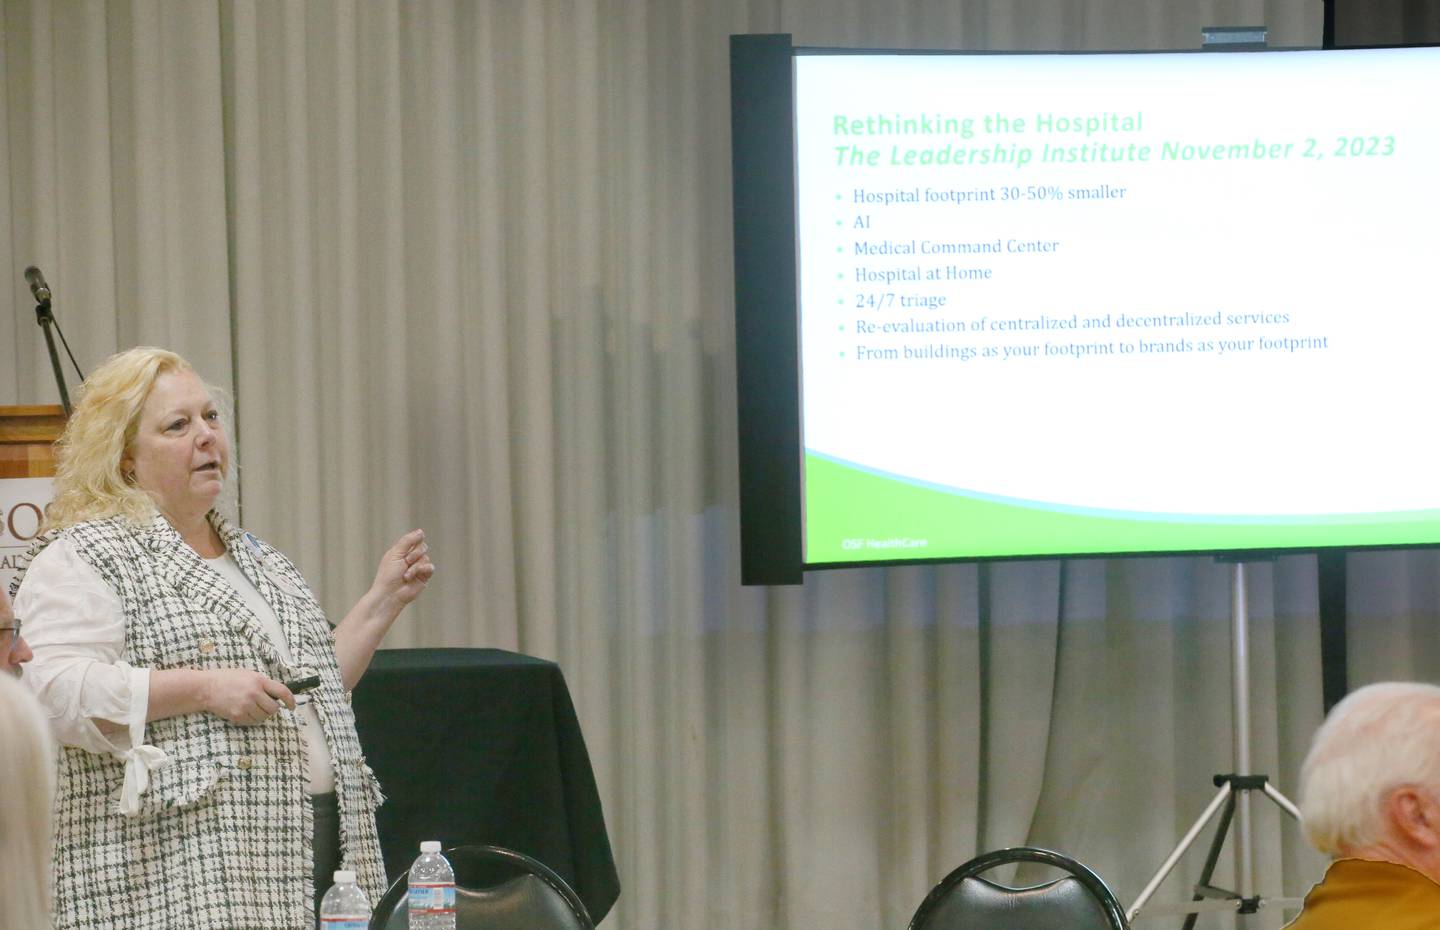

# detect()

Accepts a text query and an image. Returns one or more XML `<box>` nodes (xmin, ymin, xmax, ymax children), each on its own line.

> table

<box><xmin>351</xmin><ymin>648</ymin><xmax>620</xmax><ymax>922</ymax></box>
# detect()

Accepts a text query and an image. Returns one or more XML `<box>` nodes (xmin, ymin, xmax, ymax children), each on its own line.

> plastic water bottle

<box><xmin>319</xmin><ymin>870</ymin><xmax>371</xmax><ymax>929</ymax></box>
<box><xmin>407</xmin><ymin>841</ymin><xmax>456</xmax><ymax>930</ymax></box>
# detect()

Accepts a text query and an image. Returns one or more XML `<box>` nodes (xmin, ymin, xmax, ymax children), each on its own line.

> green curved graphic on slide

<box><xmin>804</xmin><ymin>452</ymin><xmax>1440</xmax><ymax>563</ymax></box>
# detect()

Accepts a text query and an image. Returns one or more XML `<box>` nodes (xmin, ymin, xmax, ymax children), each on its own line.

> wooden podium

<box><xmin>0</xmin><ymin>405</ymin><xmax>66</xmax><ymax>478</ymax></box>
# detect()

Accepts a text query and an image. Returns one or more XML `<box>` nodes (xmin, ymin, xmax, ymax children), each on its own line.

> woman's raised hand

<box><xmin>369</xmin><ymin>529</ymin><xmax>435</xmax><ymax>610</ymax></box>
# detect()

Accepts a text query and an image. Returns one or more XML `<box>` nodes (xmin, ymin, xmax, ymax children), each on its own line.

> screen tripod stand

<box><xmin>1126</xmin><ymin>561</ymin><xmax>1306</xmax><ymax>926</ymax></box>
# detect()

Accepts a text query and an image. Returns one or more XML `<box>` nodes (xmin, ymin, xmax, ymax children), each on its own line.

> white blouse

<box><xmin>15</xmin><ymin>537</ymin><xmax>335</xmax><ymax>812</ymax></box>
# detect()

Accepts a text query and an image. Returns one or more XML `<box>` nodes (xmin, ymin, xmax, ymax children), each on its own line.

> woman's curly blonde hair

<box><xmin>43</xmin><ymin>346</ymin><xmax>206</xmax><ymax>531</ymax></box>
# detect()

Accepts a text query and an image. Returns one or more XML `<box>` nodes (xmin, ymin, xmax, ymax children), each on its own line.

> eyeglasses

<box><xmin>0</xmin><ymin>617</ymin><xmax>20</xmax><ymax>650</ymax></box>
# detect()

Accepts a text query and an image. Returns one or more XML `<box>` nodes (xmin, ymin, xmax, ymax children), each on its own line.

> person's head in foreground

<box><xmin>0</xmin><ymin>672</ymin><xmax>56</xmax><ymax>930</ymax></box>
<box><xmin>1300</xmin><ymin>681</ymin><xmax>1440</xmax><ymax>882</ymax></box>
<box><xmin>1288</xmin><ymin>681</ymin><xmax>1440</xmax><ymax>927</ymax></box>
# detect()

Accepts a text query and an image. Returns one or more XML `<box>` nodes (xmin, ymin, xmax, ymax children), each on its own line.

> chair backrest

<box><xmin>370</xmin><ymin>845</ymin><xmax>595</xmax><ymax>930</ymax></box>
<box><xmin>908</xmin><ymin>846</ymin><xmax>1128</xmax><ymax>930</ymax></box>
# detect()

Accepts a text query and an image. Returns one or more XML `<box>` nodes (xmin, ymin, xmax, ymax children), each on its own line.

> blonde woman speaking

<box><xmin>12</xmin><ymin>346</ymin><xmax>435</xmax><ymax>930</ymax></box>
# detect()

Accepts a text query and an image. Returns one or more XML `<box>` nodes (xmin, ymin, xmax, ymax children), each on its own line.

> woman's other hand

<box><xmin>200</xmin><ymin>669</ymin><xmax>296</xmax><ymax>725</ymax></box>
<box><xmin>369</xmin><ymin>529</ymin><xmax>435</xmax><ymax>611</ymax></box>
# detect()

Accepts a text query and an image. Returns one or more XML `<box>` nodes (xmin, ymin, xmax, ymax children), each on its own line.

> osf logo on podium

<box><xmin>1</xmin><ymin>478</ymin><xmax>54</xmax><ymax>594</ymax></box>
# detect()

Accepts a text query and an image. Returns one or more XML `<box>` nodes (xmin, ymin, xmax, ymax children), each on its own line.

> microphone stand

<box><xmin>33</xmin><ymin>296</ymin><xmax>73</xmax><ymax>416</ymax></box>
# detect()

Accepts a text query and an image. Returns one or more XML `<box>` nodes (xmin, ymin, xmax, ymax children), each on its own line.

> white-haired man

<box><xmin>1288</xmin><ymin>681</ymin><xmax>1440</xmax><ymax>928</ymax></box>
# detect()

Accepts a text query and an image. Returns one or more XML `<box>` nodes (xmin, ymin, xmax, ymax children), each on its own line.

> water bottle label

<box><xmin>320</xmin><ymin>919</ymin><xmax>367</xmax><ymax>929</ymax></box>
<box><xmin>409</xmin><ymin>883</ymin><xmax>455</xmax><ymax>912</ymax></box>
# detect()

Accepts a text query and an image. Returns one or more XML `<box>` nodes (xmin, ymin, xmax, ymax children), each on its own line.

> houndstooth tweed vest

<box><xmin>11</xmin><ymin>512</ymin><xmax>387</xmax><ymax>930</ymax></box>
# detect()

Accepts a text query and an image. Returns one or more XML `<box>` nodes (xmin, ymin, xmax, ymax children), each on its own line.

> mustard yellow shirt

<box><xmin>1285</xmin><ymin>858</ymin><xmax>1440</xmax><ymax>929</ymax></box>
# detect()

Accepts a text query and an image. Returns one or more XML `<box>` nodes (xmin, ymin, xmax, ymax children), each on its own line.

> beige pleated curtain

<box><xmin>5</xmin><ymin>2</ymin><xmax>1437</xmax><ymax>929</ymax></box>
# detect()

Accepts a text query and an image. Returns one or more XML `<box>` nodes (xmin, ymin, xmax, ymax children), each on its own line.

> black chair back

<box><xmin>909</xmin><ymin>846</ymin><xmax>1128</xmax><ymax>930</ymax></box>
<box><xmin>370</xmin><ymin>845</ymin><xmax>595</xmax><ymax>930</ymax></box>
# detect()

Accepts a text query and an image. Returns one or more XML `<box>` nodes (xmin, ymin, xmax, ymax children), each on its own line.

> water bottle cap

<box><xmin>333</xmin><ymin>870</ymin><xmax>356</xmax><ymax>884</ymax></box>
<box><xmin>420</xmin><ymin>841</ymin><xmax>442</xmax><ymax>853</ymax></box>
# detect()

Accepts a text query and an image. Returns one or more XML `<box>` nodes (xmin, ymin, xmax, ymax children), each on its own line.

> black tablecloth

<box><xmin>352</xmin><ymin>648</ymin><xmax>620</xmax><ymax>922</ymax></box>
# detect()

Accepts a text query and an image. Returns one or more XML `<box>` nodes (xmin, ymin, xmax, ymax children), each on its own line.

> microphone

<box><xmin>21</xmin><ymin>264</ymin><xmax>81</xmax><ymax>415</ymax></box>
<box><xmin>24</xmin><ymin>265</ymin><xmax>51</xmax><ymax>304</ymax></box>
